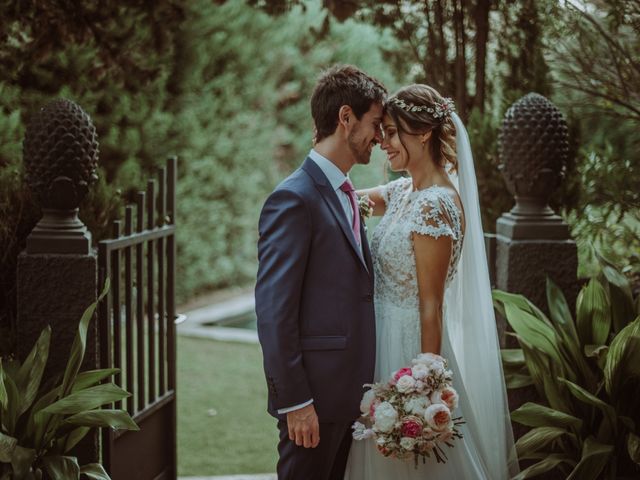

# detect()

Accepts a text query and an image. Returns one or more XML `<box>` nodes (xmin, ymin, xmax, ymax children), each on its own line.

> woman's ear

<box><xmin>420</xmin><ymin>130</ymin><xmax>432</xmax><ymax>146</ymax></box>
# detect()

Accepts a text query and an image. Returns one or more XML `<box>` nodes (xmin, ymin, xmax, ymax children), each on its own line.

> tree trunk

<box><xmin>453</xmin><ymin>0</ymin><xmax>468</xmax><ymax>120</ymax></box>
<box><xmin>435</xmin><ymin>0</ymin><xmax>448</xmax><ymax>93</ymax></box>
<box><xmin>474</xmin><ymin>0</ymin><xmax>491</xmax><ymax>112</ymax></box>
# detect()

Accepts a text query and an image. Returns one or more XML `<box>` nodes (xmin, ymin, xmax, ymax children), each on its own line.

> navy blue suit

<box><xmin>255</xmin><ymin>157</ymin><xmax>376</xmax><ymax>479</ymax></box>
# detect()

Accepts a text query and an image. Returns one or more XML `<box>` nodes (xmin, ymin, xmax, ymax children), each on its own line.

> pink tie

<box><xmin>340</xmin><ymin>179</ymin><xmax>361</xmax><ymax>245</ymax></box>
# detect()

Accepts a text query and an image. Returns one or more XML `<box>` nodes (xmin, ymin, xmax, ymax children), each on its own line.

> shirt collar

<box><xmin>308</xmin><ymin>149</ymin><xmax>348</xmax><ymax>191</ymax></box>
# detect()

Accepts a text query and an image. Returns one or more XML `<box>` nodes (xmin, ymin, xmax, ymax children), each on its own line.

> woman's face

<box><xmin>380</xmin><ymin>113</ymin><xmax>425</xmax><ymax>172</ymax></box>
<box><xmin>380</xmin><ymin>113</ymin><xmax>405</xmax><ymax>171</ymax></box>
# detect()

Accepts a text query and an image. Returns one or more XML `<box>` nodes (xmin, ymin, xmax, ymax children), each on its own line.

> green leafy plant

<box><xmin>494</xmin><ymin>264</ymin><xmax>640</xmax><ymax>480</ymax></box>
<box><xmin>0</xmin><ymin>279</ymin><xmax>138</xmax><ymax>479</ymax></box>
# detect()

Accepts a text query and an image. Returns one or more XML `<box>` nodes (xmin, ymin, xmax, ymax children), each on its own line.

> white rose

<box><xmin>373</xmin><ymin>401</ymin><xmax>398</xmax><ymax>433</ymax></box>
<box><xmin>413</xmin><ymin>353</ymin><xmax>445</xmax><ymax>369</ymax></box>
<box><xmin>396</xmin><ymin>375</ymin><xmax>417</xmax><ymax>393</ymax></box>
<box><xmin>376</xmin><ymin>435</ymin><xmax>388</xmax><ymax>446</ymax></box>
<box><xmin>411</xmin><ymin>363</ymin><xmax>429</xmax><ymax>380</ymax></box>
<box><xmin>428</xmin><ymin>363</ymin><xmax>445</xmax><ymax>377</ymax></box>
<box><xmin>424</xmin><ymin>404</ymin><xmax>452</xmax><ymax>432</ymax></box>
<box><xmin>403</xmin><ymin>395</ymin><xmax>431</xmax><ymax>416</ymax></box>
<box><xmin>360</xmin><ymin>389</ymin><xmax>376</xmax><ymax>415</ymax></box>
<box><xmin>352</xmin><ymin>421</ymin><xmax>376</xmax><ymax>441</ymax></box>
<box><xmin>400</xmin><ymin>437</ymin><xmax>416</xmax><ymax>450</ymax></box>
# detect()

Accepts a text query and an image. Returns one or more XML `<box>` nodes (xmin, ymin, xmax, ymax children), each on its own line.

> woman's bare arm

<box><xmin>412</xmin><ymin>232</ymin><xmax>453</xmax><ymax>355</ymax></box>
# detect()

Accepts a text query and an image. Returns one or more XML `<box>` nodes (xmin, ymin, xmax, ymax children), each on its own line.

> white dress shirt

<box><xmin>277</xmin><ymin>150</ymin><xmax>360</xmax><ymax>415</ymax></box>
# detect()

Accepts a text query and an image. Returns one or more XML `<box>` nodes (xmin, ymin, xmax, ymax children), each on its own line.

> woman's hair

<box><xmin>384</xmin><ymin>84</ymin><xmax>457</xmax><ymax>173</ymax></box>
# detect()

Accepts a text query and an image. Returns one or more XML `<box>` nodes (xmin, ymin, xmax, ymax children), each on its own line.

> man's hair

<box><xmin>310</xmin><ymin>64</ymin><xmax>387</xmax><ymax>142</ymax></box>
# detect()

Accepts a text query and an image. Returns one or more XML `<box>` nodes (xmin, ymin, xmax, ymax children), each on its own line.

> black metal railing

<box><xmin>97</xmin><ymin>156</ymin><xmax>177</xmax><ymax>479</ymax></box>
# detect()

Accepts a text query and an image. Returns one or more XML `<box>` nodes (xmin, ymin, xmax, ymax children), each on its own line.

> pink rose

<box><xmin>370</xmin><ymin>399</ymin><xmax>380</xmax><ymax>418</ymax></box>
<box><xmin>400</xmin><ymin>418</ymin><xmax>423</xmax><ymax>438</ymax></box>
<box><xmin>394</xmin><ymin>367</ymin><xmax>413</xmax><ymax>381</ymax></box>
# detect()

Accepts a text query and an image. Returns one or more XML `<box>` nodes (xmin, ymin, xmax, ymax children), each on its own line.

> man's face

<box><xmin>347</xmin><ymin>102</ymin><xmax>383</xmax><ymax>165</ymax></box>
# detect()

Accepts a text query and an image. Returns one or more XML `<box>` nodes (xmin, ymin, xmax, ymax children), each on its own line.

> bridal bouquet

<box><xmin>352</xmin><ymin>353</ymin><xmax>464</xmax><ymax>466</ymax></box>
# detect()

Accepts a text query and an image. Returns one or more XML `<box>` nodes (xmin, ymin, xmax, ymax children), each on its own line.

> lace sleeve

<box><xmin>409</xmin><ymin>192</ymin><xmax>457</xmax><ymax>240</ymax></box>
<box><xmin>380</xmin><ymin>177</ymin><xmax>410</xmax><ymax>207</ymax></box>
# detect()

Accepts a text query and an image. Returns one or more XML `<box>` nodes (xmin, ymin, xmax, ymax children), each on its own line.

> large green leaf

<box><xmin>558</xmin><ymin>378</ymin><xmax>616</xmax><ymax>434</ymax></box>
<box><xmin>1</xmin><ymin>372</ymin><xmax>20</xmax><ymax>435</ymax></box>
<box><xmin>542</xmin><ymin>366</ymin><xmax>574</xmax><ymax>414</ymax></box>
<box><xmin>16</xmin><ymin>325</ymin><xmax>51</xmax><ymax>416</ymax></box>
<box><xmin>43</xmin><ymin>455</ymin><xmax>80</xmax><ymax>480</ymax></box>
<box><xmin>515</xmin><ymin>426</ymin><xmax>570</xmax><ymax>457</ymax></box>
<box><xmin>511</xmin><ymin>402</ymin><xmax>583</xmax><ymax>430</ymax></box>
<box><xmin>518</xmin><ymin>339</ymin><xmax>549</xmax><ymax>399</ymax></box>
<box><xmin>546</xmin><ymin>277</ymin><xmax>579</xmax><ymax>343</ymax></box>
<box><xmin>511</xmin><ymin>453</ymin><xmax>573</xmax><ymax>480</ymax></box>
<box><xmin>503</xmin><ymin>303</ymin><xmax>564</xmax><ymax>366</ymax></box>
<box><xmin>603</xmin><ymin>316</ymin><xmax>640</xmax><ymax>396</ymax></box>
<box><xmin>79</xmin><ymin>463</ymin><xmax>111</xmax><ymax>480</ymax></box>
<box><xmin>547</xmin><ymin>278</ymin><xmax>596</xmax><ymax>387</ymax></box>
<box><xmin>61</xmin><ymin>279</ymin><xmax>110</xmax><ymax>398</ymax></box>
<box><xmin>63</xmin><ymin>409</ymin><xmax>139</xmax><ymax>431</ymax></box>
<box><xmin>26</xmin><ymin>386</ymin><xmax>62</xmax><ymax>447</ymax></box>
<box><xmin>493</xmin><ymin>290</ymin><xmax>551</xmax><ymax>325</ymax></box>
<box><xmin>628</xmin><ymin>432</ymin><xmax>640</xmax><ymax>465</ymax></box>
<box><xmin>576</xmin><ymin>278</ymin><xmax>611</xmax><ymax>346</ymax></box>
<box><xmin>62</xmin><ymin>427</ymin><xmax>90</xmax><ymax>453</ymax></box>
<box><xmin>0</xmin><ymin>360</ymin><xmax>7</xmax><ymax>410</ymax></box>
<box><xmin>501</xmin><ymin>349</ymin><xmax>525</xmax><ymax>366</ymax></box>
<box><xmin>602</xmin><ymin>266</ymin><xmax>635</xmax><ymax>333</ymax></box>
<box><xmin>0</xmin><ymin>431</ymin><xmax>17</xmax><ymax>463</ymax></box>
<box><xmin>505</xmin><ymin>373</ymin><xmax>534</xmax><ymax>389</ymax></box>
<box><xmin>10</xmin><ymin>445</ymin><xmax>36</xmax><ymax>479</ymax></box>
<box><xmin>566</xmin><ymin>436</ymin><xmax>614</xmax><ymax>480</ymax></box>
<box><xmin>71</xmin><ymin>369</ymin><xmax>119</xmax><ymax>393</ymax></box>
<box><xmin>42</xmin><ymin>384</ymin><xmax>131</xmax><ymax>415</ymax></box>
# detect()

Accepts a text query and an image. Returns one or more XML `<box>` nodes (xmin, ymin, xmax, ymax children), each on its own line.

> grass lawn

<box><xmin>177</xmin><ymin>336</ymin><xmax>279</xmax><ymax>476</ymax></box>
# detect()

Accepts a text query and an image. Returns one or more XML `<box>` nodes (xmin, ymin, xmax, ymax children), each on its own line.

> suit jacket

<box><xmin>255</xmin><ymin>157</ymin><xmax>376</xmax><ymax>422</ymax></box>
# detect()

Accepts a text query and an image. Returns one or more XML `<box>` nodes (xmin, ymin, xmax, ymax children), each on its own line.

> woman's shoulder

<box><xmin>411</xmin><ymin>185</ymin><xmax>464</xmax><ymax>236</ymax></box>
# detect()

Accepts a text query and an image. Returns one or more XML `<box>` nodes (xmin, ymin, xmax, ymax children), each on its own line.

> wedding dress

<box><xmin>344</xmin><ymin>113</ymin><xmax>518</xmax><ymax>480</ymax></box>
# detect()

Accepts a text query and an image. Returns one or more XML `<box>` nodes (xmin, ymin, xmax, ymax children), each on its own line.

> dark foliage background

<box><xmin>1</xmin><ymin>0</ymin><xmax>637</xmax><ymax>355</ymax></box>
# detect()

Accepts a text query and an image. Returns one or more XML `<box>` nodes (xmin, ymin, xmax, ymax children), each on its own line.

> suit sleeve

<box><xmin>255</xmin><ymin>188</ymin><xmax>313</xmax><ymax>410</ymax></box>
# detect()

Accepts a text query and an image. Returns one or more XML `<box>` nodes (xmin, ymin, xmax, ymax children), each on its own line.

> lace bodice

<box><xmin>370</xmin><ymin>177</ymin><xmax>464</xmax><ymax>310</ymax></box>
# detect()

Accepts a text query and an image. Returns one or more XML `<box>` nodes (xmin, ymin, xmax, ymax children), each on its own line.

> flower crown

<box><xmin>389</xmin><ymin>96</ymin><xmax>456</xmax><ymax>119</ymax></box>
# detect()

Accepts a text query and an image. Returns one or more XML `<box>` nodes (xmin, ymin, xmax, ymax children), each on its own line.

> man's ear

<box><xmin>338</xmin><ymin>105</ymin><xmax>353</xmax><ymax>130</ymax></box>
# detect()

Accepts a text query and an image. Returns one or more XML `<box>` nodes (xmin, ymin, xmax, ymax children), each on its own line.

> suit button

<box><xmin>363</xmin><ymin>294</ymin><xmax>373</xmax><ymax>302</ymax></box>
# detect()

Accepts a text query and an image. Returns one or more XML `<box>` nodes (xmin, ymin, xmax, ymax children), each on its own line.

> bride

<box><xmin>344</xmin><ymin>84</ymin><xmax>519</xmax><ymax>479</ymax></box>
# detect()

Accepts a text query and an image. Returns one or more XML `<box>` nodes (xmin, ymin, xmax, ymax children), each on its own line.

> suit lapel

<box><xmin>301</xmin><ymin>158</ymin><xmax>369</xmax><ymax>273</ymax></box>
<box><xmin>361</xmin><ymin>221</ymin><xmax>374</xmax><ymax>275</ymax></box>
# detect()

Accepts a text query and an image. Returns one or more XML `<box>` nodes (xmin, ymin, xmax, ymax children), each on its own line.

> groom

<box><xmin>255</xmin><ymin>64</ymin><xmax>386</xmax><ymax>479</ymax></box>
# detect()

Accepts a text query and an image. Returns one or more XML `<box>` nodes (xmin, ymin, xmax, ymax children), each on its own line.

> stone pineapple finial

<box><xmin>497</xmin><ymin>93</ymin><xmax>572</xmax><ymax>240</ymax></box>
<box><xmin>498</xmin><ymin>92</ymin><xmax>569</xmax><ymax>216</ymax></box>
<box><xmin>23</xmin><ymin>99</ymin><xmax>99</xmax><ymax>254</ymax></box>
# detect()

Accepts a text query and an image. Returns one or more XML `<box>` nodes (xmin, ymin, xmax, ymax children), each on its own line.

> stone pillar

<box><xmin>495</xmin><ymin>94</ymin><xmax>578</xmax><ymax>447</ymax></box>
<box><xmin>496</xmin><ymin>93</ymin><xmax>579</xmax><ymax>330</ymax></box>
<box><xmin>17</xmin><ymin>99</ymin><xmax>101</xmax><ymax>464</ymax></box>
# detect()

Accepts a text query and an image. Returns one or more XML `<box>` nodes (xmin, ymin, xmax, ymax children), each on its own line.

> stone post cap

<box><xmin>23</xmin><ymin>99</ymin><xmax>99</xmax><ymax>254</ymax></box>
<box><xmin>23</xmin><ymin>98</ymin><xmax>99</xmax><ymax>211</ymax></box>
<box><xmin>498</xmin><ymin>93</ymin><xmax>570</xmax><ymax>217</ymax></box>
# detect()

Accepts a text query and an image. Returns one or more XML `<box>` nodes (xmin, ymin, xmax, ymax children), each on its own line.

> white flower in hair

<box><xmin>390</xmin><ymin>96</ymin><xmax>455</xmax><ymax>119</ymax></box>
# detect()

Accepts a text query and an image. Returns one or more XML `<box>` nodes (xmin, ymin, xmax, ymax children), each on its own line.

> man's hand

<box><xmin>286</xmin><ymin>404</ymin><xmax>320</xmax><ymax>448</ymax></box>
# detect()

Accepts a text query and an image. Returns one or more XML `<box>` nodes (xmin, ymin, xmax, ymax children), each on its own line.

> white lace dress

<box><xmin>344</xmin><ymin>177</ymin><xmax>490</xmax><ymax>480</ymax></box>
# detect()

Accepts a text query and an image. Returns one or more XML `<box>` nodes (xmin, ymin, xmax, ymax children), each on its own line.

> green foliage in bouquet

<box><xmin>494</xmin><ymin>265</ymin><xmax>640</xmax><ymax>480</ymax></box>
<box><xmin>0</xmin><ymin>279</ymin><xmax>138</xmax><ymax>480</ymax></box>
